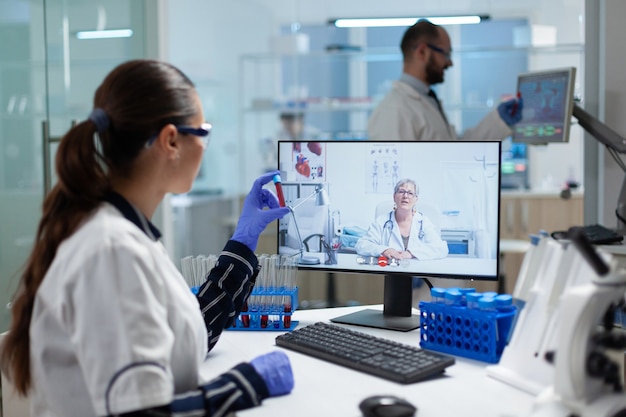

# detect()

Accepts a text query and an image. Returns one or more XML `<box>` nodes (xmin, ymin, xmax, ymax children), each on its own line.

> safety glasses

<box><xmin>146</xmin><ymin>122</ymin><xmax>212</xmax><ymax>148</ymax></box>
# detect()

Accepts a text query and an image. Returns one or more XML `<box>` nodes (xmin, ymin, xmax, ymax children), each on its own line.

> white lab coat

<box><xmin>368</xmin><ymin>80</ymin><xmax>513</xmax><ymax>141</ymax></box>
<box><xmin>355</xmin><ymin>211</ymin><xmax>449</xmax><ymax>260</ymax></box>
<box><xmin>29</xmin><ymin>203</ymin><xmax>207</xmax><ymax>417</ymax></box>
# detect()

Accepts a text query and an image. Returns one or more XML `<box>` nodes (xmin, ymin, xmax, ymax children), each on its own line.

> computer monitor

<box><xmin>513</xmin><ymin>67</ymin><xmax>577</xmax><ymax>145</ymax></box>
<box><xmin>277</xmin><ymin>140</ymin><xmax>501</xmax><ymax>331</ymax></box>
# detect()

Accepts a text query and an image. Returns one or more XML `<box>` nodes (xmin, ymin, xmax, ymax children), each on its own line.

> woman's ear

<box><xmin>153</xmin><ymin>124</ymin><xmax>180</xmax><ymax>157</ymax></box>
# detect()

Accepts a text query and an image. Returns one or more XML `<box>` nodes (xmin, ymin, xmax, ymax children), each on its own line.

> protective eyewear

<box><xmin>146</xmin><ymin>122</ymin><xmax>212</xmax><ymax>147</ymax></box>
<box><xmin>426</xmin><ymin>43</ymin><xmax>452</xmax><ymax>60</ymax></box>
<box><xmin>176</xmin><ymin>123</ymin><xmax>212</xmax><ymax>148</ymax></box>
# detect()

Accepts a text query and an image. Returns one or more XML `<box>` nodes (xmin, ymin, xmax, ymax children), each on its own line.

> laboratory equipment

<box><xmin>513</xmin><ymin>67</ymin><xmax>577</xmax><ymax>144</ymax></box>
<box><xmin>275</xmin><ymin>321</ymin><xmax>455</xmax><ymax>384</ymax></box>
<box><xmin>277</xmin><ymin>140</ymin><xmax>502</xmax><ymax>331</ymax></box>
<box><xmin>527</xmin><ymin>229</ymin><xmax>626</xmax><ymax>417</ymax></box>
<box><xmin>487</xmin><ymin>235</ymin><xmax>589</xmax><ymax>394</ymax></box>
<box><xmin>570</xmin><ymin>103</ymin><xmax>626</xmax><ymax>231</ymax></box>
<box><xmin>182</xmin><ymin>253</ymin><xmax>300</xmax><ymax>331</ymax></box>
<box><xmin>273</xmin><ymin>173</ymin><xmax>286</xmax><ymax>207</ymax></box>
<box><xmin>419</xmin><ymin>291</ymin><xmax>517</xmax><ymax>363</ymax></box>
<box><xmin>286</xmin><ymin>183</ymin><xmax>330</xmax><ymax>265</ymax></box>
<box><xmin>552</xmin><ymin>224</ymin><xmax>624</xmax><ymax>245</ymax></box>
<box><xmin>515</xmin><ymin>66</ymin><xmax>626</xmax><ymax>230</ymax></box>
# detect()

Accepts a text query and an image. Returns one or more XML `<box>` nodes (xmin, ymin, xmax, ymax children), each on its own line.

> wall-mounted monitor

<box><xmin>513</xmin><ymin>67</ymin><xmax>577</xmax><ymax>145</ymax></box>
<box><xmin>277</xmin><ymin>140</ymin><xmax>501</xmax><ymax>331</ymax></box>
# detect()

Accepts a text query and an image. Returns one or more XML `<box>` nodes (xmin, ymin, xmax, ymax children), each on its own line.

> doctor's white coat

<box><xmin>355</xmin><ymin>211</ymin><xmax>449</xmax><ymax>260</ymax></box>
<box><xmin>368</xmin><ymin>80</ymin><xmax>513</xmax><ymax>141</ymax></box>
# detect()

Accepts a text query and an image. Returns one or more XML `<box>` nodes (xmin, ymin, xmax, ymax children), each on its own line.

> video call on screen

<box><xmin>277</xmin><ymin>140</ymin><xmax>502</xmax><ymax>281</ymax></box>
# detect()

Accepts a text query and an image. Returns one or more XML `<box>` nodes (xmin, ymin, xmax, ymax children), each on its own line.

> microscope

<box><xmin>528</xmin><ymin>228</ymin><xmax>626</xmax><ymax>417</ymax></box>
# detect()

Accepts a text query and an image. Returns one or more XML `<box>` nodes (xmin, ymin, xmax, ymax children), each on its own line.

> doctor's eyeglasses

<box><xmin>396</xmin><ymin>190</ymin><xmax>416</xmax><ymax>198</ymax></box>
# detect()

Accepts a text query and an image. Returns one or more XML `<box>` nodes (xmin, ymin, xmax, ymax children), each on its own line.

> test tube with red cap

<box><xmin>273</xmin><ymin>174</ymin><xmax>286</xmax><ymax>207</ymax></box>
<box><xmin>512</xmin><ymin>91</ymin><xmax>522</xmax><ymax>116</ymax></box>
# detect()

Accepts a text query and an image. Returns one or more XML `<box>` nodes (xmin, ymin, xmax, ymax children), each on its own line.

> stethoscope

<box><xmin>382</xmin><ymin>210</ymin><xmax>425</xmax><ymax>246</ymax></box>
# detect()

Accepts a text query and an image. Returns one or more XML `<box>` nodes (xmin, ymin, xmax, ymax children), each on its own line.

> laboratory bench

<box><xmin>200</xmin><ymin>304</ymin><xmax>536</xmax><ymax>417</ymax></box>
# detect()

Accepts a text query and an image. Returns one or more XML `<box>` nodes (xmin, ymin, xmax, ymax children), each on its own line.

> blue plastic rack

<box><xmin>419</xmin><ymin>301</ymin><xmax>517</xmax><ymax>363</ymax></box>
<box><xmin>229</xmin><ymin>287</ymin><xmax>299</xmax><ymax>332</ymax></box>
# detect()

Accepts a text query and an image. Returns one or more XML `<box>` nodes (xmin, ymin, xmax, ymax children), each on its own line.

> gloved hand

<box><xmin>231</xmin><ymin>171</ymin><xmax>290</xmax><ymax>252</ymax></box>
<box><xmin>250</xmin><ymin>350</ymin><xmax>295</xmax><ymax>397</ymax></box>
<box><xmin>497</xmin><ymin>96</ymin><xmax>523</xmax><ymax>126</ymax></box>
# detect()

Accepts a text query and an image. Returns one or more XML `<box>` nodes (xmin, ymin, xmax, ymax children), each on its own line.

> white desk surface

<box><xmin>279</xmin><ymin>250</ymin><xmax>498</xmax><ymax>277</ymax></box>
<box><xmin>200</xmin><ymin>305</ymin><xmax>535</xmax><ymax>417</ymax></box>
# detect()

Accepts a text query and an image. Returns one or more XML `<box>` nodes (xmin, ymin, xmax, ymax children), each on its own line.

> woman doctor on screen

<box><xmin>0</xmin><ymin>59</ymin><xmax>294</xmax><ymax>417</ymax></box>
<box><xmin>355</xmin><ymin>179</ymin><xmax>448</xmax><ymax>260</ymax></box>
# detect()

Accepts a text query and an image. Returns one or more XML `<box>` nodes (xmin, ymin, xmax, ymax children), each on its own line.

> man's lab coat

<box><xmin>368</xmin><ymin>80</ymin><xmax>513</xmax><ymax>141</ymax></box>
<box><xmin>355</xmin><ymin>211</ymin><xmax>449</xmax><ymax>260</ymax></box>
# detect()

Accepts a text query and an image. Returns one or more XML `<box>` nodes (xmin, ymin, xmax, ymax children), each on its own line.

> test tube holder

<box><xmin>229</xmin><ymin>287</ymin><xmax>299</xmax><ymax>331</ymax></box>
<box><xmin>419</xmin><ymin>301</ymin><xmax>517</xmax><ymax>364</ymax></box>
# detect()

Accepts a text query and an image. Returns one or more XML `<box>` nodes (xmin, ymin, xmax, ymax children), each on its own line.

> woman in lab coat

<box><xmin>355</xmin><ymin>179</ymin><xmax>449</xmax><ymax>260</ymax></box>
<box><xmin>0</xmin><ymin>60</ymin><xmax>293</xmax><ymax>417</ymax></box>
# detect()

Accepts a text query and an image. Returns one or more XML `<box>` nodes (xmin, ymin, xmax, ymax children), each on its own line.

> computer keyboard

<box><xmin>574</xmin><ymin>224</ymin><xmax>624</xmax><ymax>245</ymax></box>
<box><xmin>275</xmin><ymin>322</ymin><xmax>455</xmax><ymax>384</ymax></box>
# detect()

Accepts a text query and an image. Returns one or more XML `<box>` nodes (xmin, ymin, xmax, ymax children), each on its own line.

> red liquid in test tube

<box><xmin>512</xmin><ymin>91</ymin><xmax>521</xmax><ymax>115</ymax></box>
<box><xmin>283</xmin><ymin>303</ymin><xmax>292</xmax><ymax>328</ymax></box>
<box><xmin>273</xmin><ymin>174</ymin><xmax>286</xmax><ymax>207</ymax></box>
<box><xmin>241</xmin><ymin>301</ymin><xmax>250</xmax><ymax>328</ymax></box>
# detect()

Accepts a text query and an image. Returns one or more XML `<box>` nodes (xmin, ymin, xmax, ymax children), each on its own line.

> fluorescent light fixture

<box><xmin>76</xmin><ymin>29</ymin><xmax>133</xmax><ymax>40</ymax></box>
<box><xmin>329</xmin><ymin>15</ymin><xmax>489</xmax><ymax>28</ymax></box>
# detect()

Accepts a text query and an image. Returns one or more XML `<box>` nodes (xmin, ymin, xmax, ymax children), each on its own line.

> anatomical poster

<box><xmin>367</xmin><ymin>143</ymin><xmax>401</xmax><ymax>194</ymax></box>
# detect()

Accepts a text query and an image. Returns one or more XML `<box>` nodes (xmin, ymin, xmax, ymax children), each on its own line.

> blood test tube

<box><xmin>273</xmin><ymin>174</ymin><xmax>286</xmax><ymax>207</ymax></box>
<box><xmin>511</xmin><ymin>91</ymin><xmax>522</xmax><ymax>115</ymax></box>
<box><xmin>283</xmin><ymin>303</ymin><xmax>292</xmax><ymax>329</ymax></box>
<box><xmin>241</xmin><ymin>301</ymin><xmax>250</xmax><ymax>328</ymax></box>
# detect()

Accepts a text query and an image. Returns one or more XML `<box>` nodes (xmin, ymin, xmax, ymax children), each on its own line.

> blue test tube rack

<box><xmin>418</xmin><ymin>300</ymin><xmax>517</xmax><ymax>363</ymax></box>
<box><xmin>229</xmin><ymin>286</ymin><xmax>299</xmax><ymax>332</ymax></box>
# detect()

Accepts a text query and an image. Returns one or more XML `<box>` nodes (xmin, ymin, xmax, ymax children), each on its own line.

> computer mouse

<box><xmin>359</xmin><ymin>395</ymin><xmax>417</xmax><ymax>417</ymax></box>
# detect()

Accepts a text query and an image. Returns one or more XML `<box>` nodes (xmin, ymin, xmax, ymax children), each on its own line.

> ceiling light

<box><xmin>75</xmin><ymin>29</ymin><xmax>133</xmax><ymax>40</ymax></box>
<box><xmin>329</xmin><ymin>15</ymin><xmax>489</xmax><ymax>28</ymax></box>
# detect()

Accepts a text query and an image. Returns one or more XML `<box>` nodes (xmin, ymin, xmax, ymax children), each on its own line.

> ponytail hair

<box><xmin>0</xmin><ymin>59</ymin><xmax>198</xmax><ymax>394</ymax></box>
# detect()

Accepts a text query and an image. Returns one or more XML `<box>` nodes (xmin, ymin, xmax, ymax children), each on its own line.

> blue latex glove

<box><xmin>250</xmin><ymin>350</ymin><xmax>295</xmax><ymax>397</ymax></box>
<box><xmin>231</xmin><ymin>171</ymin><xmax>290</xmax><ymax>252</ymax></box>
<box><xmin>497</xmin><ymin>96</ymin><xmax>523</xmax><ymax>126</ymax></box>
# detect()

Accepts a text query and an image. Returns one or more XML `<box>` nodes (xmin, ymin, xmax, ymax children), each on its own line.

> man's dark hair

<box><xmin>400</xmin><ymin>19</ymin><xmax>441</xmax><ymax>59</ymax></box>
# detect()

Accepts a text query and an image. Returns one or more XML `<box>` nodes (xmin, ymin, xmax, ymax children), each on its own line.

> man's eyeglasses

<box><xmin>426</xmin><ymin>43</ymin><xmax>452</xmax><ymax>61</ymax></box>
<box><xmin>396</xmin><ymin>190</ymin><xmax>417</xmax><ymax>198</ymax></box>
<box><xmin>146</xmin><ymin>122</ymin><xmax>212</xmax><ymax>148</ymax></box>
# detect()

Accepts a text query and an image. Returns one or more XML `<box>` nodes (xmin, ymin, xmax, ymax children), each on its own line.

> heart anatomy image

<box><xmin>290</xmin><ymin>142</ymin><xmax>326</xmax><ymax>181</ymax></box>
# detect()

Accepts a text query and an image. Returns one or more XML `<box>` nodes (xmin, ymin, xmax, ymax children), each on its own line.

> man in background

<box><xmin>368</xmin><ymin>19</ymin><xmax>522</xmax><ymax>141</ymax></box>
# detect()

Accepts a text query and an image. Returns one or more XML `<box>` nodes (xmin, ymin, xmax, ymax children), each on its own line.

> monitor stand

<box><xmin>330</xmin><ymin>273</ymin><xmax>420</xmax><ymax>332</ymax></box>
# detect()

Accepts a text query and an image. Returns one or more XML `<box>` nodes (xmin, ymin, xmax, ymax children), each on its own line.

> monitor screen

<box><xmin>276</xmin><ymin>140</ymin><xmax>502</xmax><ymax>331</ymax></box>
<box><xmin>513</xmin><ymin>67</ymin><xmax>576</xmax><ymax>145</ymax></box>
